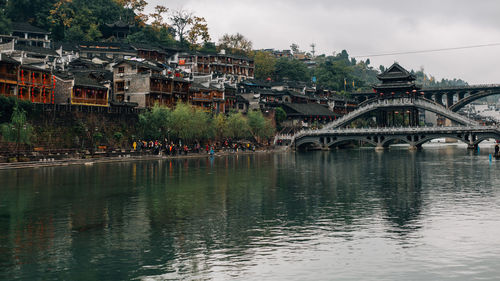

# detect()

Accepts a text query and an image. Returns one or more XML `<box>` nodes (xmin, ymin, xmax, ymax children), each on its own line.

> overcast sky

<box><xmin>146</xmin><ymin>0</ymin><xmax>500</xmax><ymax>84</ymax></box>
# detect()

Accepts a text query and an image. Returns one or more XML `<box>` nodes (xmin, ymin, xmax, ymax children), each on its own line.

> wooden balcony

<box><xmin>72</xmin><ymin>88</ymin><xmax>108</xmax><ymax>106</ymax></box>
<box><xmin>72</xmin><ymin>97</ymin><xmax>108</xmax><ymax>106</ymax></box>
<box><xmin>0</xmin><ymin>73</ymin><xmax>17</xmax><ymax>82</ymax></box>
<box><xmin>151</xmin><ymin>84</ymin><xmax>173</xmax><ymax>93</ymax></box>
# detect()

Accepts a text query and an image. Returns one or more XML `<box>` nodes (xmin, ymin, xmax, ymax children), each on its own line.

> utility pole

<box><xmin>310</xmin><ymin>43</ymin><xmax>316</xmax><ymax>58</ymax></box>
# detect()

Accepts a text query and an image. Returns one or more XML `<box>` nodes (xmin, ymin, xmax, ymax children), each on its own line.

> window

<box><xmin>116</xmin><ymin>81</ymin><xmax>125</xmax><ymax>92</ymax></box>
<box><xmin>118</xmin><ymin>67</ymin><xmax>125</xmax><ymax>74</ymax></box>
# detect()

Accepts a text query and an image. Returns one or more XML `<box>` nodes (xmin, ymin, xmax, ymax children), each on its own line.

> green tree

<box><xmin>138</xmin><ymin>104</ymin><xmax>171</xmax><ymax>140</ymax></box>
<box><xmin>199</xmin><ymin>42</ymin><xmax>217</xmax><ymax>53</ymax></box>
<box><xmin>213</xmin><ymin>114</ymin><xmax>226</xmax><ymax>141</ymax></box>
<box><xmin>186</xmin><ymin>16</ymin><xmax>211</xmax><ymax>48</ymax></box>
<box><xmin>274</xmin><ymin>58</ymin><xmax>310</xmax><ymax>82</ymax></box>
<box><xmin>114</xmin><ymin>0</ymin><xmax>148</xmax><ymax>25</ymax></box>
<box><xmin>275</xmin><ymin>107</ymin><xmax>287</xmax><ymax>129</ymax></box>
<box><xmin>127</xmin><ymin>25</ymin><xmax>176</xmax><ymax>45</ymax></box>
<box><xmin>6</xmin><ymin>0</ymin><xmax>56</xmax><ymax>25</ymax></box>
<box><xmin>190</xmin><ymin>107</ymin><xmax>213</xmax><ymax>142</ymax></box>
<box><xmin>247</xmin><ymin>110</ymin><xmax>275</xmax><ymax>141</ymax></box>
<box><xmin>113</xmin><ymin>131</ymin><xmax>124</xmax><ymax>148</ymax></box>
<box><xmin>169</xmin><ymin>102</ymin><xmax>193</xmax><ymax>141</ymax></box>
<box><xmin>225</xmin><ymin>112</ymin><xmax>250</xmax><ymax>139</ymax></box>
<box><xmin>1</xmin><ymin>104</ymin><xmax>33</xmax><ymax>160</ymax></box>
<box><xmin>218</xmin><ymin>33</ymin><xmax>253</xmax><ymax>56</ymax></box>
<box><xmin>254</xmin><ymin>51</ymin><xmax>276</xmax><ymax>80</ymax></box>
<box><xmin>48</xmin><ymin>1</ymin><xmax>104</xmax><ymax>41</ymax></box>
<box><xmin>0</xmin><ymin>0</ymin><xmax>11</xmax><ymax>34</ymax></box>
<box><xmin>290</xmin><ymin>43</ymin><xmax>300</xmax><ymax>54</ymax></box>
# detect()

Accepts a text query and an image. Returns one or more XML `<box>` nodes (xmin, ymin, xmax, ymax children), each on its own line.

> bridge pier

<box><xmin>408</xmin><ymin>145</ymin><xmax>418</xmax><ymax>151</ymax></box>
<box><xmin>467</xmin><ymin>133</ymin><xmax>477</xmax><ymax>150</ymax></box>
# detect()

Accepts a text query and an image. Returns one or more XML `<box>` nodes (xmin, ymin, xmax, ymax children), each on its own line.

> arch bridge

<box><xmin>352</xmin><ymin>84</ymin><xmax>500</xmax><ymax>112</ymax></box>
<box><xmin>324</xmin><ymin>97</ymin><xmax>478</xmax><ymax>130</ymax></box>
<box><xmin>293</xmin><ymin>126</ymin><xmax>500</xmax><ymax>151</ymax></box>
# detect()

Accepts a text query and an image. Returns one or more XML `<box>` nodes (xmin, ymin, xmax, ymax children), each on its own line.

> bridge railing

<box><xmin>412</xmin><ymin>99</ymin><xmax>479</xmax><ymax>126</ymax></box>
<box><xmin>293</xmin><ymin>126</ymin><xmax>500</xmax><ymax>137</ymax></box>
<box><xmin>322</xmin><ymin>97</ymin><xmax>478</xmax><ymax>130</ymax></box>
<box><xmin>421</xmin><ymin>84</ymin><xmax>500</xmax><ymax>91</ymax></box>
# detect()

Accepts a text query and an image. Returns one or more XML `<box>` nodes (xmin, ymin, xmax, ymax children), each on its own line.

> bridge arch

<box><xmin>450</xmin><ymin>91</ymin><xmax>500</xmax><ymax>112</ymax></box>
<box><xmin>415</xmin><ymin>135</ymin><xmax>468</xmax><ymax>147</ymax></box>
<box><xmin>295</xmin><ymin>138</ymin><xmax>323</xmax><ymax>151</ymax></box>
<box><xmin>380</xmin><ymin>136</ymin><xmax>412</xmax><ymax>148</ymax></box>
<box><xmin>327</xmin><ymin>136</ymin><xmax>378</xmax><ymax>148</ymax></box>
<box><xmin>473</xmin><ymin>134</ymin><xmax>500</xmax><ymax>146</ymax></box>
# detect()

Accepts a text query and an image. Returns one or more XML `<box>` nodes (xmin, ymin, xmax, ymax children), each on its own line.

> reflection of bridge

<box><xmin>352</xmin><ymin>84</ymin><xmax>500</xmax><ymax>112</ymax></box>
<box><xmin>293</xmin><ymin>126</ymin><xmax>500</xmax><ymax>150</ymax></box>
<box><xmin>279</xmin><ymin>63</ymin><xmax>500</xmax><ymax>151</ymax></box>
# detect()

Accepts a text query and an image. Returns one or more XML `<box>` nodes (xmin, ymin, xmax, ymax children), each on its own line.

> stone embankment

<box><xmin>0</xmin><ymin>148</ymin><xmax>287</xmax><ymax>170</ymax></box>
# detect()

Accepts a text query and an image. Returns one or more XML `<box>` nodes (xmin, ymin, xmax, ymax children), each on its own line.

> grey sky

<box><xmin>146</xmin><ymin>0</ymin><xmax>500</xmax><ymax>84</ymax></box>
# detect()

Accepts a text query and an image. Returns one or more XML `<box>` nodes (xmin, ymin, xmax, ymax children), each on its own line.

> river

<box><xmin>1</xmin><ymin>146</ymin><xmax>500</xmax><ymax>280</ymax></box>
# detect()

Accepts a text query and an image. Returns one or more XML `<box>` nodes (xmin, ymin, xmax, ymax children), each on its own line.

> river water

<box><xmin>1</xmin><ymin>146</ymin><xmax>500</xmax><ymax>280</ymax></box>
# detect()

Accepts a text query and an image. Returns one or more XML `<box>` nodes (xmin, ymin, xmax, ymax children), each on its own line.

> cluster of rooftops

<box><xmin>4</xmin><ymin>22</ymin><xmax>418</xmax><ymax>126</ymax></box>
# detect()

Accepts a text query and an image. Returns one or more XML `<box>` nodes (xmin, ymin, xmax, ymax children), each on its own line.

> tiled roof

<box><xmin>130</xmin><ymin>43</ymin><xmax>166</xmax><ymax>53</ymax></box>
<box><xmin>282</xmin><ymin>103</ymin><xmax>337</xmax><ymax>117</ymax></box>
<box><xmin>114</xmin><ymin>59</ymin><xmax>163</xmax><ymax>72</ymax></box>
<box><xmin>73</xmin><ymin>72</ymin><xmax>108</xmax><ymax>89</ymax></box>
<box><xmin>77</xmin><ymin>42</ymin><xmax>136</xmax><ymax>52</ymax></box>
<box><xmin>14</xmin><ymin>44</ymin><xmax>58</xmax><ymax>56</ymax></box>
<box><xmin>0</xmin><ymin>54</ymin><xmax>20</xmax><ymax>65</ymax></box>
<box><xmin>11</xmin><ymin>22</ymin><xmax>50</xmax><ymax>35</ymax></box>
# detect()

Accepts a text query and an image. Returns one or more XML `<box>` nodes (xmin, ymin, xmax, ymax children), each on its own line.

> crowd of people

<box><xmin>131</xmin><ymin>139</ymin><xmax>257</xmax><ymax>156</ymax></box>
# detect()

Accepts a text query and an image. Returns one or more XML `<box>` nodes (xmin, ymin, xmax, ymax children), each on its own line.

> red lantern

<box><xmin>52</xmin><ymin>75</ymin><xmax>55</xmax><ymax>104</ymax></box>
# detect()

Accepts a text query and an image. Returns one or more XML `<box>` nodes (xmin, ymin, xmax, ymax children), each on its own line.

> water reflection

<box><xmin>1</xmin><ymin>149</ymin><xmax>500</xmax><ymax>280</ymax></box>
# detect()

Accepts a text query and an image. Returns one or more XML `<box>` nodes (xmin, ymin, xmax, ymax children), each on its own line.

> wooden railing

<box><xmin>72</xmin><ymin>97</ymin><xmax>108</xmax><ymax>106</ymax></box>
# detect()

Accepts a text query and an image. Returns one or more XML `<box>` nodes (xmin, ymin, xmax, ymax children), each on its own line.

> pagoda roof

<box><xmin>373</xmin><ymin>83</ymin><xmax>421</xmax><ymax>90</ymax></box>
<box><xmin>377</xmin><ymin>63</ymin><xmax>415</xmax><ymax>81</ymax></box>
<box><xmin>105</xmin><ymin>20</ymin><xmax>133</xmax><ymax>28</ymax></box>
